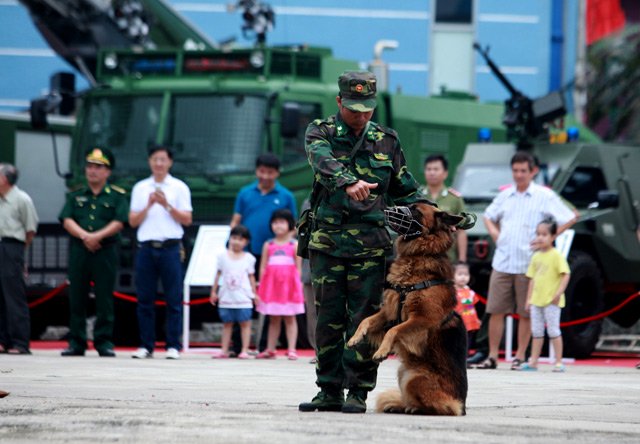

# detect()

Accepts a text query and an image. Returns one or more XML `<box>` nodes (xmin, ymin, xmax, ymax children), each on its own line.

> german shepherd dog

<box><xmin>347</xmin><ymin>202</ymin><xmax>468</xmax><ymax>415</ymax></box>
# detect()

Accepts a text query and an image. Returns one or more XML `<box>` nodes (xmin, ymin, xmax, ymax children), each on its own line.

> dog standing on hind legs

<box><xmin>347</xmin><ymin>202</ymin><xmax>472</xmax><ymax>415</ymax></box>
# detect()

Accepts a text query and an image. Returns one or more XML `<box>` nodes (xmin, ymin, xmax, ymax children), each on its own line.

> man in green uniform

<box><xmin>418</xmin><ymin>154</ymin><xmax>468</xmax><ymax>263</ymax></box>
<box><xmin>298</xmin><ymin>71</ymin><xmax>422</xmax><ymax>414</ymax></box>
<box><xmin>59</xmin><ymin>148</ymin><xmax>128</xmax><ymax>357</ymax></box>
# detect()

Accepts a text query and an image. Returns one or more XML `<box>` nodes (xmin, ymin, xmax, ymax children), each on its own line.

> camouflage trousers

<box><xmin>309</xmin><ymin>250</ymin><xmax>386</xmax><ymax>393</ymax></box>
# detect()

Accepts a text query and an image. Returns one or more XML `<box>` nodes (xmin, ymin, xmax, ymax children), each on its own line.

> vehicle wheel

<box><xmin>562</xmin><ymin>251</ymin><xmax>604</xmax><ymax>359</ymax></box>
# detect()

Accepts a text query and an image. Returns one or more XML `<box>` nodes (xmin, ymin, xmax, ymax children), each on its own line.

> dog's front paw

<box><xmin>372</xmin><ymin>349</ymin><xmax>390</xmax><ymax>363</ymax></box>
<box><xmin>347</xmin><ymin>327</ymin><xmax>367</xmax><ymax>348</ymax></box>
<box><xmin>346</xmin><ymin>335</ymin><xmax>362</xmax><ymax>349</ymax></box>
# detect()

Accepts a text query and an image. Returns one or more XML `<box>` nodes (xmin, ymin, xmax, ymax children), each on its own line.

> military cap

<box><xmin>338</xmin><ymin>70</ymin><xmax>377</xmax><ymax>112</ymax></box>
<box><xmin>85</xmin><ymin>147</ymin><xmax>115</xmax><ymax>169</ymax></box>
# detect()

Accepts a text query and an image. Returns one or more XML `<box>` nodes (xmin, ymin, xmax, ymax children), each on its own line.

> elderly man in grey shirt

<box><xmin>0</xmin><ymin>163</ymin><xmax>38</xmax><ymax>354</ymax></box>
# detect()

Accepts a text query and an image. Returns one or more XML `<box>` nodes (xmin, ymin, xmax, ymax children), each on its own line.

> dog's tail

<box><xmin>375</xmin><ymin>388</ymin><xmax>403</xmax><ymax>413</ymax></box>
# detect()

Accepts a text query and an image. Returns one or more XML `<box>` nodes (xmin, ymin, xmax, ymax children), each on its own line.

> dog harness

<box><xmin>385</xmin><ymin>279</ymin><xmax>455</xmax><ymax>326</ymax></box>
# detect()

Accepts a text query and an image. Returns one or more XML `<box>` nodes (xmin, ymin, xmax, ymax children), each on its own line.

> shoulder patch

<box><xmin>448</xmin><ymin>187</ymin><xmax>462</xmax><ymax>197</ymax></box>
<box><xmin>371</xmin><ymin>122</ymin><xmax>398</xmax><ymax>140</ymax></box>
<box><xmin>110</xmin><ymin>185</ymin><xmax>126</xmax><ymax>194</ymax></box>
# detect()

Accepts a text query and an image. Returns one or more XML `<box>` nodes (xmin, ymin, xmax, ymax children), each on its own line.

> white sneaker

<box><xmin>131</xmin><ymin>348</ymin><xmax>152</xmax><ymax>359</ymax></box>
<box><xmin>166</xmin><ymin>348</ymin><xmax>180</xmax><ymax>360</ymax></box>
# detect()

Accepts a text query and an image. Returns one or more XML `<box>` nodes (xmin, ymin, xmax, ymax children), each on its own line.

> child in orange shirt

<box><xmin>453</xmin><ymin>262</ymin><xmax>481</xmax><ymax>352</ymax></box>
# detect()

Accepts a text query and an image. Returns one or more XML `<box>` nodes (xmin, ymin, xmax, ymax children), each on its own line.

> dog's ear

<box><xmin>435</xmin><ymin>210</ymin><xmax>464</xmax><ymax>226</ymax></box>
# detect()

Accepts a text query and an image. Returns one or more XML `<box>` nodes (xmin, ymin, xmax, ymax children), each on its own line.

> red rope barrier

<box><xmin>112</xmin><ymin>291</ymin><xmax>211</xmax><ymax>306</ymax></box>
<box><xmin>560</xmin><ymin>292</ymin><xmax>640</xmax><ymax>327</ymax></box>
<box><xmin>28</xmin><ymin>282</ymin><xmax>69</xmax><ymax>308</ymax></box>
<box><xmin>474</xmin><ymin>291</ymin><xmax>640</xmax><ymax>327</ymax></box>
<box><xmin>28</xmin><ymin>283</ymin><xmax>210</xmax><ymax>309</ymax></box>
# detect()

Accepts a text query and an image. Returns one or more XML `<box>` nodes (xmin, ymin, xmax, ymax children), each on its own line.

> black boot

<box><xmin>299</xmin><ymin>389</ymin><xmax>344</xmax><ymax>412</ymax></box>
<box><xmin>342</xmin><ymin>389</ymin><xmax>367</xmax><ymax>413</ymax></box>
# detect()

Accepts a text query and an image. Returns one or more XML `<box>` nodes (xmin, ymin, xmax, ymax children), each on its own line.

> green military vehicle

<box><xmin>454</xmin><ymin>46</ymin><xmax>640</xmax><ymax>358</ymax></box>
<box><xmin>6</xmin><ymin>0</ymin><xmax>515</xmax><ymax>343</ymax></box>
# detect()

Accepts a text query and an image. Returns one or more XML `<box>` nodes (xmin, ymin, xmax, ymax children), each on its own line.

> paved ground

<box><xmin>1</xmin><ymin>349</ymin><xmax>639</xmax><ymax>443</ymax></box>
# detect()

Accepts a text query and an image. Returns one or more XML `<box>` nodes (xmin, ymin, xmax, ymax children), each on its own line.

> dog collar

<box><xmin>385</xmin><ymin>279</ymin><xmax>453</xmax><ymax>325</ymax></box>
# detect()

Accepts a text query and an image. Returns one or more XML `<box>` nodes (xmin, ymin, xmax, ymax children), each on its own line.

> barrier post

<box><xmin>183</xmin><ymin>282</ymin><xmax>191</xmax><ymax>352</ymax></box>
<box><xmin>505</xmin><ymin>315</ymin><xmax>514</xmax><ymax>362</ymax></box>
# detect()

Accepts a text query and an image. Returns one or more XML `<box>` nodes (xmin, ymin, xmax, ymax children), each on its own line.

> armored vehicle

<box><xmin>454</xmin><ymin>46</ymin><xmax>640</xmax><ymax>358</ymax></box>
<box><xmin>5</xmin><ymin>0</ymin><xmax>513</xmax><ymax>343</ymax></box>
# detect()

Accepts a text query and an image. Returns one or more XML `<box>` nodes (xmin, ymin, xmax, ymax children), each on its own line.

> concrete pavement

<box><xmin>1</xmin><ymin>349</ymin><xmax>639</xmax><ymax>443</ymax></box>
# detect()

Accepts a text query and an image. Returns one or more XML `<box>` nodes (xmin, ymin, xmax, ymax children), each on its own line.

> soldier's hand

<box><xmin>83</xmin><ymin>233</ymin><xmax>102</xmax><ymax>252</ymax></box>
<box><xmin>346</xmin><ymin>180</ymin><xmax>378</xmax><ymax>201</ymax></box>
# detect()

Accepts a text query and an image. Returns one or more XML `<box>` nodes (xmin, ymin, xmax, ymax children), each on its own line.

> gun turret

<box><xmin>474</xmin><ymin>43</ymin><xmax>566</xmax><ymax>147</ymax></box>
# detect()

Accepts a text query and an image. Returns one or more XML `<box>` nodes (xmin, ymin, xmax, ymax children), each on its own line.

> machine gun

<box><xmin>474</xmin><ymin>43</ymin><xmax>567</xmax><ymax>147</ymax></box>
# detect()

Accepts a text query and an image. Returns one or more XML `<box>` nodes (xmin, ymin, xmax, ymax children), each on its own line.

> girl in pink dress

<box><xmin>256</xmin><ymin>209</ymin><xmax>305</xmax><ymax>360</ymax></box>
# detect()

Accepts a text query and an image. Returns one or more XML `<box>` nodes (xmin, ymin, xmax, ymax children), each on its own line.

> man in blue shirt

<box><xmin>231</xmin><ymin>153</ymin><xmax>297</xmax><ymax>274</ymax></box>
<box><xmin>230</xmin><ymin>153</ymin><xmax>297</xmax><ymax>355</ymax></box>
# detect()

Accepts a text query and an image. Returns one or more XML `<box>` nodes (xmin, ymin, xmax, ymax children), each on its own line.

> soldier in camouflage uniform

<box><xmin>298</xmin><ymin>71</ymin><xmax>422</xmax><ymax>414</ymax></box>
<box><xmin>418</xmin><ymin>154</ymin><xmax>467</xmax><ymax>263</ymax></box>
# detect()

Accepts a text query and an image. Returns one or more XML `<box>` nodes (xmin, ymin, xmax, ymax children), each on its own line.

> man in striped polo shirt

<box><xmin>476</xmin><ymin>151</ymin><xmax>576</xmax><ymax>370</ymax></box>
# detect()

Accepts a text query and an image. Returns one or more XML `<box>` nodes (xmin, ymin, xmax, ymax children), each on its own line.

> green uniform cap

<box><xmin>338</xmin><ymin>70</ymin><xmax>377</xmax><ymax>112</ymax></box>
<box><xmin>85</xmin><ymin>147</ymin><xmax>115</xmax><ymax>169</ymax></box>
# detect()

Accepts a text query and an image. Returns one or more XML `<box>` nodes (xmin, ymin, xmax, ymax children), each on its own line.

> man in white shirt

<box><xmin>0</xmin><ymin>163</ymin><xmax>38</xmax><ymax>354</ymax></box>
<box><xmin>476</xmin><ymin>151</ymin><xmax>576</xmax><ymax>370</ymax></box>
<box><xmin>129</xmin><ymin>146</ymin><xmax>192</xmax><ymax>360</ymax></box>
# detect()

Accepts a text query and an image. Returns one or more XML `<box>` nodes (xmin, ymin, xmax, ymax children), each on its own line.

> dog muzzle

<box><xmin>384</xmin><ymin>206</ymin><xmax>426</xmax><ymax>240</ymax></box>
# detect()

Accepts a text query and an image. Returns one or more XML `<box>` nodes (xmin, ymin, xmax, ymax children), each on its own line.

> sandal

<box><xmin>510</xmin><ymin>358</ymin><xmax>523</xmax><ymax>370</ymax></box>
<box><xmin>212</xmin><ymin>351</ymin><xmax>230</xmax><ymax>359</ymax></box>
<box><xmin>237</xmin><ymin>352</ymin><xmax>250</xmax><ymax>359</ymax></box>
<box><xmin>255</xmin><ymin>350</ymin><xmax>277</xmax><ymax>359</ymax></box>
<box><xmin>287</xmin><ymin>350</ymin><xmax>298</xmax><ymax>361</ymax></box>
<box><xmin>7</xmin><ymin>347</ymin><xmax>31</xmax><ymax>355</ymax></box>
<box><xmin>552</xmin><ymin>363</ymin><xmax>566</xmax><ymax>373</ymax></box>
<box><xmin>475</xmin><ymin>357</ymin><xmax>497</xmax><ymax>369</ymax></box>
<box><xmin>517</xmin><ymin>362</ymin><xmax>538</xmax><ymax>371</ymax></box>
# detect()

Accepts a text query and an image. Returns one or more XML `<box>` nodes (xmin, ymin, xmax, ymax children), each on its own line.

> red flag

<box><xmin>586</xmin><ymin>0</ymin><xmax>626</xmax><ymax>45</ymax></box>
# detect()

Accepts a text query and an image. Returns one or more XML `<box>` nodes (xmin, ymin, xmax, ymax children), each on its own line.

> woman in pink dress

<box><xmin>256</xmin><ymin>209</ymin><xmax>305</xmax><ymax>360</ymax></box>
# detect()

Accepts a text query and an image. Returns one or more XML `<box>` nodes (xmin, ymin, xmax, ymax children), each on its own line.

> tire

<box><xmin>562</xmin><ymin>251</ymin><xmax>604</xmax><ymax>359</ymax></box>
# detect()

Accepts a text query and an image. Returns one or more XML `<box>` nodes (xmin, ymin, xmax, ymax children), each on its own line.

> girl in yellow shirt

<box><xmin>519</xmin><ymin>218</ymin><xmax>570</xmax><ymax>372</ymax></box>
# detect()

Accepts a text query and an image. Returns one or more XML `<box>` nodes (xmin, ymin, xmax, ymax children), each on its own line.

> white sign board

<box><xmin>184</xmin><ymin>225</ymin><xmax>231</xmax><ymax>287</ymax></box>
<box><xmin>183</xmin><ymin>225</ymin><xmax>230</xmax><ymax>351</ymax></box>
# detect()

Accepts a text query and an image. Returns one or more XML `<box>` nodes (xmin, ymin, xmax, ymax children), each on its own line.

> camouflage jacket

<box><xmin>305</xmin><ymin>113</ymin><xmax>419</xmax><ymax>258</ymax></box>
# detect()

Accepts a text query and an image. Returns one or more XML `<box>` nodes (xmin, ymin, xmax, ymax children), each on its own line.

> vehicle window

<box><xmin>167</xmin><ymin>94</ymin><xmax>267</xmax><ymax>176</ymax></box>
<box><xmin>76</xmin><ymin>95</ymin><xmax>162</xmax><ymax>175</ymax></box>
<box><xmin>560</xmin><ymin>167</ymin><xmax>607</xmax><ymax>208</ymax></box>
<box><xmin>453</xmin><ymin>163</ymin><xmax>548</xmax><ymax>202</ymax></box>
<box><xmin>281</xmin><ymin>101</ymin><xmax>321</xmax><ymax>167</ymax></box>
